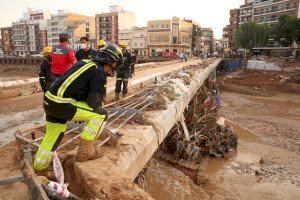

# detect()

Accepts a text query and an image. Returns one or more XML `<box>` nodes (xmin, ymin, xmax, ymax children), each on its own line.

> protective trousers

<box><xmin>34</xmin><ymin>97</ymin><xmax>106</xmax><ymax>170</ymax></box>
<box><xmin>115</xmin><ymin>71</ymin><xmax>129</xmax><ymax>94</ymax></box>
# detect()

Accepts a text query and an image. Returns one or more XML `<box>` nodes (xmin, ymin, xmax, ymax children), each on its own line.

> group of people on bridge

<box><xmin>35</xmin><ymin>32</ymin><xmax>136</xmax><ymax>178</ymax></box>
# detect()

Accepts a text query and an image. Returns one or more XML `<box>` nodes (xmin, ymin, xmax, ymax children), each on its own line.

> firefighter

<box><xmin>131</xmin><ymin>51</ymin><xmax>137</xmax><ymax>76</ymax></box>
<box><xmin>97</xmin><ymin>39</ymin><xmax>108</xmax><ymax>101</ymax></box>
<box><xmin>50</xmin><ymin>33</ymin><xmax>77</xmax><ymax>83</ymax></box>
<box><xmin>115</xmin><ymin>41</ymin><xmax>133</xmax><ymax>100</ymax></box>
<box><xmin>39</xmin><ymin>46</ymin><xmax>52</xmax><ymax>92</ymax></box>
<box><xmin>33</xmin><ymin>44</ymin><xmax>123</xmax><ymax>175</ymax></box>
<box><xmin>97</xmin><ymin>39</ymin><xmax>106</xmax><ymax>51</ymax></box>
<box><xmin>75</xmin><ymin>37</ymin><xmax>97</xmax><ymax>61</ymax></box>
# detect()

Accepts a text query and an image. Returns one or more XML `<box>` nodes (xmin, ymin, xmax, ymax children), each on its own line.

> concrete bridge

<box><xmin>67</xmin><ymin>58</ymin><xmax>221</xmax><ymax>199</ymax></box>
<box><xmin>12</xmin><ymin>58</ymin><xmax>221</xmax><ymax>199</ymax></box>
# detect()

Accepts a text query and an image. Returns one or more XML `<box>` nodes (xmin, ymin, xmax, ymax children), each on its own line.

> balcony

<box><xmin>240</xmin><ymin>12</ymin><xmax>253</xmax><ymax>17</ymax></box>
<box><xmin>253</xmin><ymin>6</ymin><xmax>296</xmax><ymax>16</ymax></box>
<box><xmin>254</xmin><ymin>0</ymin><xmax>292</xmax><ymax>8</ymax></box>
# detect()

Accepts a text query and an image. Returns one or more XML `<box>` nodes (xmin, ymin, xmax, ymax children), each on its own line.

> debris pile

<box><xmin>251</xmin><ymin>55</ymin><xmax>300</xmax><ymax>69</ymax></box>
<box><xmin>286</xmin><ymin>69</ymin><xmax>300</xmax><ymax>84</ymax></box>
<box><xmin>113</xmin><ymin>63</ymin><xmax>204</xmax><ymax>112</ymax></box>
<box><xmin>158</xmin><ymin>79</ymin><xmax>238</xmax><ymax>184</ymax></box>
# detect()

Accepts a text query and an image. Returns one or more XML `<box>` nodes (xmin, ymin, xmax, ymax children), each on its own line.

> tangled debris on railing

<box><xmin>157</xmin><ymin>78</ymin><xmax>238</xmax><ymax>185</ymax></box>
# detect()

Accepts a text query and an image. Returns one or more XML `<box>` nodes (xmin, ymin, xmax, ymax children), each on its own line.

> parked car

<box><xmin>162</xmin><ymin>52</ymin><xmax>178</xmax><ymax>59</ymax></box>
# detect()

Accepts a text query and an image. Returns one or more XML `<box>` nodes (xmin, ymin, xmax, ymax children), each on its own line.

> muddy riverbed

<box><xmin>143</xmin><ymin>90</ymin><xmax>300</xmax><ymax>200</ymax></box>
<box><xmin>1</xmin><ymin>66</ymin><xmax>300</xmax><ymax>199</ymax></box>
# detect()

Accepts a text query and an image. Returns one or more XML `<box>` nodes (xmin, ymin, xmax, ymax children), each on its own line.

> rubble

<box><xmin>250</xmin><ymin>55</ymin><xmax>299</xmax><ymax>69</ymax></box>
<box><xmin>154</xmin><ymin>78</ymin><xmax>238</xmax><ymax>184</ymax></box>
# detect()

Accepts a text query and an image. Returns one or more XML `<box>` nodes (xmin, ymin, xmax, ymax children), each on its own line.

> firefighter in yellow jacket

<box><xmin>33</xmin><ymin>44</ymin><xmax>123</xmax><ymax>174</ymax></box>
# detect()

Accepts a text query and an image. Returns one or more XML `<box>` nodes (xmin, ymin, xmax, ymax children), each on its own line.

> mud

<box><xmin>1</xmin><ymin>61</ymin><xmax>300</xmax><ymax>199</ymax></box>
<box><xmin>0</xmin><ymin>142</ymin><xmax>28</xmax><ymax>200</ymax></box>
<box><xmin>143</xmin><ymin>68</ymin><xmax>300</xmax><ymax>200</ymax></box>
<box><xmin>0</xmin><ymin>64</ymin><xmax>38</xmax><ymax>81</ymax></box>
<box><xmin>144</xmin><ymin>160</ymin><xmax>209</xmax><ymax>200</ymax></box>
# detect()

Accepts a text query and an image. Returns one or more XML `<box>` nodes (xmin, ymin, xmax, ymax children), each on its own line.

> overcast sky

<box><xmin>0</xmin><ymin>0</ymin><xmax>244</xmax><ymax>38</ymax></box>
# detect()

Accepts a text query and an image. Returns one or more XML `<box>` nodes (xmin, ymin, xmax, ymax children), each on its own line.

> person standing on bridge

<box><xmin>50</xmin><ymin>33</ymin><xmax>77</xmax><ymax>83</ymax></box>
<box><xmin>33</xmin><ymin>44</ymin><xmax>123</xmax><ymax>176</ymax></box>
<box><xmin>75</xmin><ymin>37</ymin><xmax>97</xmax><ymax>61</ymax></box>
<box><xmin>38</xmin><ymin>46</ymin><xmax>52</xmax><ymax>92</ymax></box>
<box><xmin>115</xmin><ymin>41</ymin><xmax>134</xmax><ymax>100</ymax></box>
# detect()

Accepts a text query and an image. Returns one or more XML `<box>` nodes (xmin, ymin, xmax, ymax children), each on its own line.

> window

<box><xmin>173</xmin><ymin>36</ymin><xmax>177</xmax><ymax>44</ymax></box>
<box><xmin>86</xmin><ymin>28</ymin><xmax>90</xmax><ymax>32</ymax></box>
<box><xmin>150</xmin><ymin>36</ymin><xmax>155</xmax><ymax>42</ymax></box>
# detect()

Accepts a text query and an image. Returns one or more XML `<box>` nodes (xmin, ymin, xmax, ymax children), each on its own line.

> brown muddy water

<box><xmin>144</xmin><ymin>118</ymin><xmax>300</xmax><ymax>200</ymax></box>
<box><xmin>144</xmin><ymin>122</ymin><xmax>260</xmax><ymax>200</ymax></box>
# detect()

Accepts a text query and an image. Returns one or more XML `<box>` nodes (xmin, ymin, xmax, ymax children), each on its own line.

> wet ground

<box><xmin>144</xmin><ymin>90</ymin><xmax>300</xmax><ymax>200</ymax></box>
<box><xmin>0</xmin><ymin>64</ymin><xmax>299</xmax><ymax>199</ymax></box>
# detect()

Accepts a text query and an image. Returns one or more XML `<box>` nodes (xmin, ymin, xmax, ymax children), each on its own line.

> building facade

<box><xmin>147</xmin><ymin>17</ymin><xmax>192</xmax><ymax>55</ymax></box>
<box><xmin>131</xmin><ymin>27</ymin><xmax>148</xmax><ymax>56</ymax></box>
<box><xmin>238</xmin><ymin>0</ymin><xmax>299</xmax><ymax>25</ymax></box>
<box><xmin>228</xmin><ymin>9</ymin><xmax>240</xmax><ymax>50</ymax></box>
<box><xmin>9</xmin><ymin>9</ymin><xmax>50</xmax><ymax>56</ymax></box>
<box><xmin>253</xmin><ymin>0</ymin><xmax>299</xmax><ymax>25</ymax></box>
<box><xmin>221</xmin><ymin>25</ymin><xmax>230</xmax><ymax>50</ymax></box>
<box><xmin>201</xmin><ymin>28</ymin><xmax>214</xmax><ymax>53</ymax></box>
<box><xmin>118</xmin><ymin>29</ymin><xmax>132</xmax><ymax>48</ymax></box>
<box><xmin>185</xmin><ymin>20</ymin><xmax>202</xmax><ymax>54</ymax></box>
<box><xmin>95</xmin><ymin>5</ymin><xmax>136</xmax><ymax>44</ymax></box>
<box><xmin>47</xmin><ymin>10</ymin><xmax>95</xmax><ymax>49</ymax></box>
<box><xmin>0</xmin><ymin>27</ymin><xmax>14</xmax><ymax>56</ymax></box>
<box><xmin>224</xmin><ymin>0</ymin><xmax>300</xmax><ymax>50</ymax></box>
<box><xmin>239</xmin><ymin>1</ymin><xmax>254</xmax><ymax>26</ymax></box>
<box><xmin>12</xmin><ymin>21</ymin><xmax>29</xmax><ymax>56</ymax></box>
<box><xmin>27</xmin><ymin>11</ymin><xmax>50</xmax><ymax>54</ymax></box>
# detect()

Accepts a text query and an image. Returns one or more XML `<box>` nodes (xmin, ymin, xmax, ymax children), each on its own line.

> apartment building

<box><xmin>47</xmin><ymin>10</ymin><xmax>95</xmax><ymax>48</ymax></box>
<box><xmin>12</xmin><ymin>21</ymin><xmax>29</xmax><ymax>56</ymax></box>
<box><xmin>9</xmin><ymin>9</ymin><xmax>50</xmax><ymax>56</ymax></box>
<box><xmin>26</xmin><ymin>10</ymin><xmax>50</xmax><ymax>54</ymax></box>
<box><xmin>131</xmin><ymin>27</ymin><xmax>148</xmax><ymax>56</ymax></box>
<box><xmin>184</xmin><ymin>19</ymin><xmax>202</xmax><ymax>54</ymax></box>
<box><xmin>238</xmin><ymin>0</ymin><xmax>299</xmax><ymax>25</ymax></box>
<box><xmin>201</xmin><ymin>28</ymin><xmax>214</xmax><ymax>53</ymax></box>
<box><xmin>253</xmin><ymin>0</ymin><xmax>299</xmax><ymax>25</ymax></box>
<box><xmin>147</xmin><ymin>17</ymin><xmax>192</xmax><ymax>55</ymax></box>
<box><xmin>221</xmin><ymin>25</ymin><xmax>230</xmax><ymax>50</ymax></box>
<box><xmin>228</xmin><ymin>9</ymin><xmax>240</xmax><ymax>50</ymax></box>
<box><xmin>0</xmin><ymin>27</ymin><xmax>14</xmax><ymax>56</ymax></box>
<box><xmin>95</xmin><ymin>5</ymin><xmax>136</xmax><ymax>44</ymax></box>
<box><xmin>239</xmin><ymin>1</ymin><xmax>254</xmax><ymax>25</ymax></box>
<box><xmin>118</xmin><ymin>29</ymin><xmax>132</xmax><ymax>48</ymax></box>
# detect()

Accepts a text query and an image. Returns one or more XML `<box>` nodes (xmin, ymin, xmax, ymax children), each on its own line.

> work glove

<box><xmin>94</xmin><ymin>107</ymin><xmax>108</xmax><ymax>120</ymax></box>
